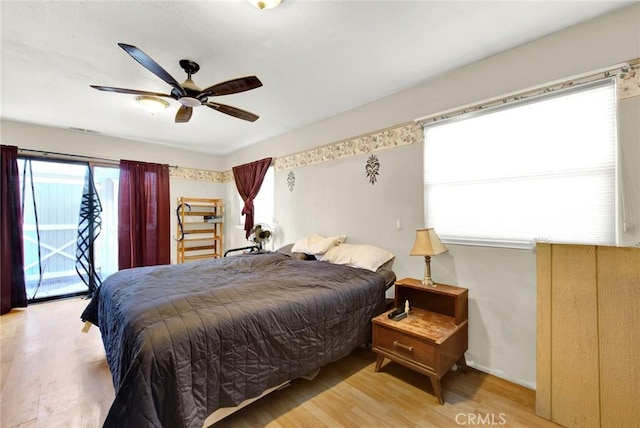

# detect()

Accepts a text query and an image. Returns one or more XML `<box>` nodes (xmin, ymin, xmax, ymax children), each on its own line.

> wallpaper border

<box><xmin>170</xmin><ymin>122</ymin><xmax>422</xmax><ymax>182</ymax></box>
<box><xmin>618</xmin><ymin>58</ymin><xmax>640</xmax><ymax>100</ymax></box>
<box><xmin>170</xmin><ymin>167</ymin><xmax>232</xmax><ymax>183</ymax></box>
<box><xmin>274</xmin><ymin>122</ymin><xmax>422</xmax><ymax>171</ymax></box>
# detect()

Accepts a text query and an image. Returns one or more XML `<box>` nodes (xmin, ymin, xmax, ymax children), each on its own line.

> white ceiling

<box><xmin>0</xmin><ymin>1</ymin><xmax>633</xmax><ymax>155</ymax></box>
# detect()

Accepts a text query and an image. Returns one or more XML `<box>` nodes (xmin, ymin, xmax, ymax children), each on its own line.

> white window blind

<box><xmin>423</xmin><ymin>79</ymin><xmax>617</xmax><ymax>248</ymax></box>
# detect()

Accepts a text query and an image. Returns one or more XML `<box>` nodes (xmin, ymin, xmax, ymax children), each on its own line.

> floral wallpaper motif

<box><xmin>274</xmin><ymin>122</ymin><xmax>422</xmax><ymax>171</ymax></box>
<box><xmin>618</xmin><ymin>59</ymin><xmax>640</xmax><ymax>100</ymax></box>
<box><xmin>169</xmin><ymin>166</ymin><xmax>231</xmax><ymax>183</ymax></box>
<box><xmin>365</xmin><ymin>154</ymin><xmax>380</xmax><ymax>185</ymax></box>
<box><xmin>287</xmin><ymin>171</ymin><xmax>295</xmax><ymax>192</ymax></box>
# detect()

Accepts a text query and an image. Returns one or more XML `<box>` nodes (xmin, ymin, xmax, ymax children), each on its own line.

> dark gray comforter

<box><xmin>82</xmin><ymin>252</ymin><xmax>387</xmax><ymax>428</ymax></box>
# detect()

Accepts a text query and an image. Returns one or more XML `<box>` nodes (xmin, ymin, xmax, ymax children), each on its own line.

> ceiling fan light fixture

<box><xmin>178</xmin><ymin>97</ymin><xmax>202</xmax><ymax>107</ymax></box>
<box><xmin>136</xmin><ymin>96</ymin><xmax>169</xmax><ymax>114</ymax></box>
<box><xmin>248</xmin><ymin>0</ymin><xmax>282</xmax><ymax>10</ymax></box>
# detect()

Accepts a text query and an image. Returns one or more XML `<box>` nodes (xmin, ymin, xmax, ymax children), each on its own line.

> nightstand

<box><xmin>372</xmin><ymin>278</ymin><xmax>468</xmax><ymax>405</ymax></box>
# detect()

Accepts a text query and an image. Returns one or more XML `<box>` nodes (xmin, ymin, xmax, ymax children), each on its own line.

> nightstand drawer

<box><xmin>373</xmin><ymin>323</ymin><xmax>436</xmax><ymax>371</ymax></box>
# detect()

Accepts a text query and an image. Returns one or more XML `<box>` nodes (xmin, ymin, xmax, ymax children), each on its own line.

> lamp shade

<box><xmin>410</xmin><ymin>228</ymin><xmax>448</xmax><ymax>256</ymax></box>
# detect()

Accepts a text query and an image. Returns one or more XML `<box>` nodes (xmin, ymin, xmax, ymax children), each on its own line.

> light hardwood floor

<box><xmin>1</xmin><ymin>297</ymin><xmax>560</xmax><ymax>428</ymax></box>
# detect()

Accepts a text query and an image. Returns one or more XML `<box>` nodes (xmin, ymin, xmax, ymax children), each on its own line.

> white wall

<box><xmin>274</xmin><ymin>145</ymin><xmax>423</xmax><ymax>277</ymax></box>
<box><xmin>224</xmin><ymin>4</ymin><xmax>640</xmax><ymax>388</ymax></box>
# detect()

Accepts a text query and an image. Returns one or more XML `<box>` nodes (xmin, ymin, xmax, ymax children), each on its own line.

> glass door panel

<box><xmin>18</xmin><ymin>159</ymin><xmax>119</xmax><ymax>301</ymax></box>
<box><xmin>19</xmin><ymin>159</ymin><xmax>88</xmax><ymax>300</ymax></box>
<box><xmin>93</xmin><ymin>166</ymin><xmax>119</xmax><ymax>281</ymax></box>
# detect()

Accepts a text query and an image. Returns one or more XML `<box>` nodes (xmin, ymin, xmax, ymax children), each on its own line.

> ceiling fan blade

<box><xmin>175</xmin><ymin>106</ymin><xmax>193</xmax><ymax>123</ymax></box>
<box><xmin>90</xmin><ymin>85</ymin><xmax>173</xmax><ymax>98</ymax></box>
<box><xmin>200</xmin><ymin>76</ymin><xmax>263</xmax><ymax>97</ymax></box>
<box><xmin>118</xmin><ymin>43</ymin><xmax>186</xmax><ymax>96</ymax></box>
<box><xmin>204</xmin><ymin>102</ymin><xmax>259</xmax><ymax>122</ymax></box>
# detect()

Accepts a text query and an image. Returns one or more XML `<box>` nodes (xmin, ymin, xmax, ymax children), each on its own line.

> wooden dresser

<box><xmin>372</xmin><ymin>278</ymin><xmax>468</xmax><ymax>404</ymax></box>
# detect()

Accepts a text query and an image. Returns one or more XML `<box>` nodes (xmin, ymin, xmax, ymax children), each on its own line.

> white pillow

<box><xmin>320</xmin><ymin>244</ymin><xmax>395</xmax><ymax>272</ymax></box>
<box><xmin>291</xmin><ymin>234</ymin><xmax>346</xmax><ymax>255</ymax></box>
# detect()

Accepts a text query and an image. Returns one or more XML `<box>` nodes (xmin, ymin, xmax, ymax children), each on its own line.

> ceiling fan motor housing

<box><xmin>179</xmin><ymin>59</ymin><xmax>200</xmax><ymax>76</ymax></box>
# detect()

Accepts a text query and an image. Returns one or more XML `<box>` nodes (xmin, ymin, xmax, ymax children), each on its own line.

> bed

<box><xmin>82</xmin><ymin>249</ymin><xmax>393</xmax><ymax>428</ymax></box>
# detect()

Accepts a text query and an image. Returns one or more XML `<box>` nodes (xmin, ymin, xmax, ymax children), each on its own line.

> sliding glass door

<box><xmin>18</xmin><ymin>158</ymin><xmax>119</xmax><ymax>301</ymax></box>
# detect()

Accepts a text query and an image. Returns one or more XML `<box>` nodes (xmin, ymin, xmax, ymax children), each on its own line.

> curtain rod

<box><xmin>18</xmin><ymin>148</ymin><xmax>179</xmax><ymax>168</ymax></box>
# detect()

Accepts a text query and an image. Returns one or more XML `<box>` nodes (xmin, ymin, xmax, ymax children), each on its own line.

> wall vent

<box><xmin>67</xmin><ymin>126</ymin><xmax>101</xmax><ymax>135</ymax></box>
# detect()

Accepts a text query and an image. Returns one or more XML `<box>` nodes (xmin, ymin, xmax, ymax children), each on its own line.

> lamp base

<box><xmin>423</xmin><ymin>255</ymin><xmax>437</xmax><ymax>287</ymax></box>
<box><xmin>422</xmin><ymin>277</ymin><xmax>437</xmax><ymax>287</ymax></box>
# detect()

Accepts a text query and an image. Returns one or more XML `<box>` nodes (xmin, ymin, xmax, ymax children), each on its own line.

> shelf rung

<box><xmin>184</xmin><ymin>211</ymin><xmax>222</xmax><ymax>216</ymax></box>
<box><xmin>181</xmin><ymin>237</ymin><xmax>220</xmax><ymax>243</ymax></box>
<box><xmin>184</xmin><ymin>245</ymin><xmax>217</xmax><ymax>252</ymax></box>
<box><xmin>183</xmin><ymin>254</ymin><xmax>220</xmax><ymax>261</ymax></box>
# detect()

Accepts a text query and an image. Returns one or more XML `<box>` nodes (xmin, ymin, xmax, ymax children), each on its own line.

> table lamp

<box><xmin>410</xmin><ymin>228</ymin><xmax>448</xmax><ymax>287</ymax></box>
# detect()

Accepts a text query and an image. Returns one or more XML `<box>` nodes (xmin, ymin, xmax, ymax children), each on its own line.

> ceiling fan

<box><xmin>91</xmin><ymin>43</ymin><xmax>262</xmax><ymax>123</ymax></box>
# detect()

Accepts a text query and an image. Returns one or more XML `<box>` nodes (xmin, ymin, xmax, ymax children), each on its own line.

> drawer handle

<box><xmin>393</xmin><ymin>341</ymin><xmax>413</xmax><ymax>352</ymax></box>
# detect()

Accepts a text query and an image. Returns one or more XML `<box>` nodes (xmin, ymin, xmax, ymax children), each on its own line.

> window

<box><xmin>238</xmin><ymin>165</ymin><xmax>274</xmax><ymax>227</ymax></box>
<box><xmin>423</xmin><ymin>79</ymin><xmax>617</xmax><ymax>248</ymax></box>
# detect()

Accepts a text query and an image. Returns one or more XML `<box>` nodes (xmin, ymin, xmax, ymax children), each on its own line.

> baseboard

<box><xmin>465</xmin><ymin>360</ymin><xmax>536</xmax><ymax>390</ymax></box>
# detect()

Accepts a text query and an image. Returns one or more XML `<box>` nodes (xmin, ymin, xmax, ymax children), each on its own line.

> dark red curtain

<box><xmin>233</xmin><ymin>157</ymin><xmax>272</xmax><ymax>239</ymax></box>
<box><xmin>118</xmin><ymin>160</ymin><xmax>170</xmax><ymax>270</ymax></box>
<box><xmin>1</xmin><ymin>145</ymin><xmax>27</xmax><ymax>314</ymax></box>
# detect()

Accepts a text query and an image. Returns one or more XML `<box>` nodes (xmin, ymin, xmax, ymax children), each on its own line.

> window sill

<box><xmin>441</xmin><ymin>237</ymin><xmax>535</xmax><ymax>250</ymax></box>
